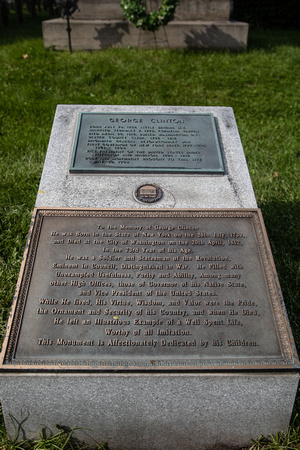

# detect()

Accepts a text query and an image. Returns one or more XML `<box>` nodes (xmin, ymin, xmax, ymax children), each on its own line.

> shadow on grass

<box><xmin>260</xmin><ymin>201</ymin><xmax>300</xmax><ymax>422</ymax></box>
<box><xmin>259</xmin><ymin>201</ymin><xmax>300</xmax><ymax>340</ymax></box>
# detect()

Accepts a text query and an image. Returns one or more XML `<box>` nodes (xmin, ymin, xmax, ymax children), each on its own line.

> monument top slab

<box><xmin>73</xmin><ymin>0</ymin><xmax>231</xmax><ymax>21</ymax></box>
<box><xmin>35</xmin><ymin>105</ymin><xmax>257</xmax><ymax>210</ymax></box>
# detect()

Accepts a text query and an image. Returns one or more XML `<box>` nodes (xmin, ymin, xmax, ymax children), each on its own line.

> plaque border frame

<box><xmin>69</xmin><ymin>112</ymin><xmax>225</xmax><ymax>174</ymax></box>
<box><xmin>1</xmin><ymin>208</ymin><xmax>299</xmax><ymax>372</ymax></box>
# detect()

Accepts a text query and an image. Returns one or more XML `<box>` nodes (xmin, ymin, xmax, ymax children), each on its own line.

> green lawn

<box><xmin>0</xmin><ymin>9</ymin><xmax>299</xmax><ymax>449</ymax></box>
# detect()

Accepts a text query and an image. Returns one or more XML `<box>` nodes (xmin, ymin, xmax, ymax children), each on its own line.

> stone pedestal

<box><xmin>0</xmin><ymin>373</ymin><xmax>298</xmax><ymax>449</ymax></box>
<box><xmin>42</xmin><ymin>0</ymin><xmax>248</xmax><ymax>50</ymax></box>
<box><xmin>0</xmin><ymin>105</ymin><xmax>298</xmax><ymax>449</ymax></box>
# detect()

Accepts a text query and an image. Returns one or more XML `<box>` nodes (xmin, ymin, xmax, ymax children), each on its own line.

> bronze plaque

<box><xmin>135</xmin><ymin>184</ymin><xmax>163</xmax><ymax>203</ymax></box>
<box><xmin>1</xmin><ymin>209</ymin><xmax>298</xmax><ymax>371</ymax></box>
<box><xmin>69</xmin><ymin>113</ymin><xmax>224</xmax><ymax>173</ymax></box>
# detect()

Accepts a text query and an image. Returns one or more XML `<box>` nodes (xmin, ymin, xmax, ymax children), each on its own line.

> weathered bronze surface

<box><xmin>1</xmin><ymin>209</ymin><xmax>298</xmax><ymax>371</ymax></box>
<box><xmin>135</xmin><ymin>184</ymin><xmax>163</xmax><ymax>203</ymax></box>
<box><xmin>69</xmin><ymin>113</ymin><xmax>224</xmax><ymax>173</ymax></box>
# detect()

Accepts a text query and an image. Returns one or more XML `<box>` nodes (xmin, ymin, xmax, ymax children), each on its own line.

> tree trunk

<box><xmin>0</xmin><ymin>1</ymin><xmax>9</xmax><ymax>26</ymax></box>
<box><xmin>43</xmin><ymin>0</ymin><xmax>55</xmax><ymax>16</ymax></box>
<box><xmin>14</xmin><ymin>0</ymin><xmax>23</xmax><ymax>23</ymax></box>
<box><xmin>29</xmin><ymin>0</ymin><xmax>37</xmax><ymax>18</ymax></box>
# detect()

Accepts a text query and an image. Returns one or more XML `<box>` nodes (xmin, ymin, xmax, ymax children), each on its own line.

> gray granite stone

<box><xmin>42</xmin><ymin>19</ymin><xmax>249</xmax><ymax>51</ymax></box>
<box><xmin>73</xmin><ymin>0</ymin><xmax>232</xmax><ymax>21</ymax></box>
<box><xmin>35</xmin><ymin>105</ymin><xmax>257</xmax><ymax>209</ymax></box>
<box><xmin>0</xmin><ymin>373</ymin><xmax>298</xmax><ymax>449</ymax></box>
<box><xmin>43</xmin><ymin>0</ymin><xmax>248</xmax><ymax>51</ymax></box>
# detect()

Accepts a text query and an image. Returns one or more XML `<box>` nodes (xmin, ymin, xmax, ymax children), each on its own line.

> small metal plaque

<box><xmin>69</xmin><ymin>113</ymin><xmax>224</xmax><ymax>173</ymax></box>
<box><xmin>1</xmin><ymin>209</ymin><xmax>298</xmax><ymax>371</ymax></box>
<box><xmin>135</xmin><ymin>184</ymin><xmax>163</xmax><ymax>203</ymax></box>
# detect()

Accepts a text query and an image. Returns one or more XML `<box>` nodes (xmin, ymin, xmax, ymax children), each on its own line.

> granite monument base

<box><xmin>42</xmin><ymin>19</ymin><xmax>249</xmax><ymax>51</ymax></box>
<box><xmin>0</xmin><ymin>373</ymin><xmax>298</xmax><ymax>449</ymax></box>
<box><xmin>72</xmin><ymin>0</ymin><xmax>233</xmax><ymax>22</ymax></box>
<box><xmin>34</xmin><ymin>105</ymin><xmax>258</xmax><ymax>209</ymax></box>
<box><xmin>0</xmin><ymin>104</ymin><xmax>298</xmax><ymax>449</ymax></box>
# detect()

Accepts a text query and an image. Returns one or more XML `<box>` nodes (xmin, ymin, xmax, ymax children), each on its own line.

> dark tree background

<box><xmin>232</xmin><ymin>0</ymin><xmax>300</xmax><ymax>28</ymax></box>
<box><xmin>1</xmin><ymin>0</ymin><xmax>300</xmax><ymax>29</ymax></box>
<box><xmin>0</xmin><ymin>0</ymin><xmax>56</xmax><ymax>25</ymax></box>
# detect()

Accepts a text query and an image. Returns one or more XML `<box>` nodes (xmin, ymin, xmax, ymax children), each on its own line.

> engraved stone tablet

<box><xmin>69</xmin><ymin>113</ymin><xmax>224</xmax><ymax>173</ymax></box>
<box><xmin>1</xmin><ymin>209</ymin><xmax>298</xmax><ymax>371</ymax></box>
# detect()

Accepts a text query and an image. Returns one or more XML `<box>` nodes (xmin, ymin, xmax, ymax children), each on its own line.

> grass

<box><xmin>249</xmin><ymin>417</ymin><xmax>300</xmax><ymax>449</ymax></box>
<box><xmin>0</xmin><ymin>8</ymin><xmax>300</xmax><ymax>449</ymax></box>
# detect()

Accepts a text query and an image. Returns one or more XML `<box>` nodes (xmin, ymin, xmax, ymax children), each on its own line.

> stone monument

<box><xmin>0</xmin><ymin>105</ymin><xmax>298</xmax><ymax>450</ymax></box>
<box><xmin>42</xmin><ymin>0</ymin><xmax>249</xmax><ymax>50</ymax></box>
